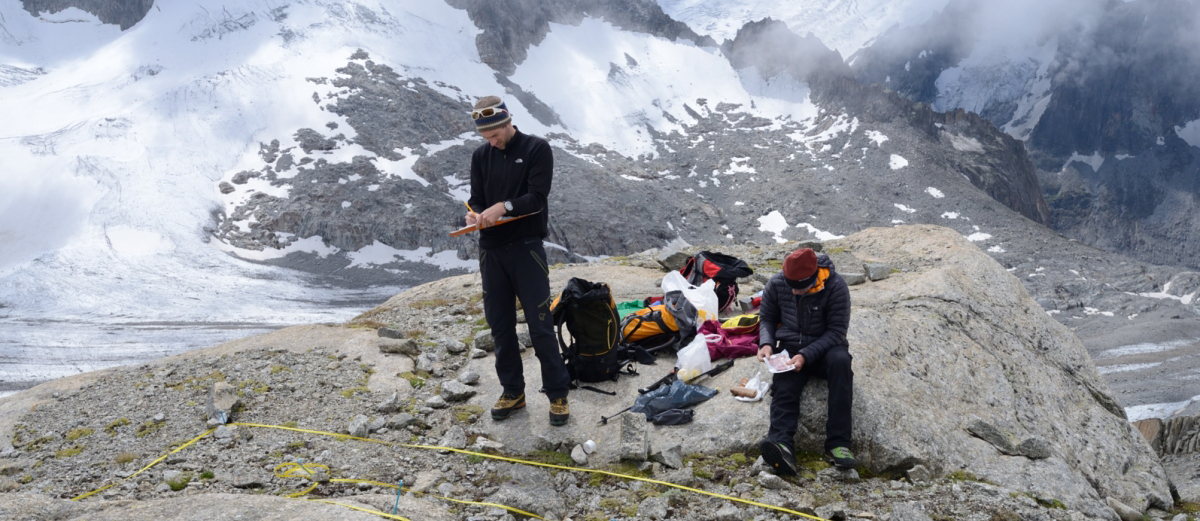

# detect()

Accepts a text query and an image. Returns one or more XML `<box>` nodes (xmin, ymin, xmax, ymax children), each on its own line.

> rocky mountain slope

<box><xmin>5</xmin><ymin>0</ymin><xmax>1199</xmax><ymax>418</ymax></box>
<box><xmin>201</xmin><ymin>0</ymin><xmax>1200</xmax><ymax>419</ymax></box>
<box><xmin>0</xmin><ymin>226</ymin><xmax>1185</xmax><ymax>520</ymax></box>
<box><xmin>846</xmin><ymin>0</ymin><xmax>1200</xmax><ymax>271</ymax></box>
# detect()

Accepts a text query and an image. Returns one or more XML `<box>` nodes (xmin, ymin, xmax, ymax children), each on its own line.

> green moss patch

<box><xmin>65</xmin><ymin>428</ymin><xmax>94</xmax><ymax>441</ymax></box>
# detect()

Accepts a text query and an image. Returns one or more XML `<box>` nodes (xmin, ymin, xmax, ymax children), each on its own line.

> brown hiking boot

<box><xmin>549</xmin><ymin>397</ymin><xmax>570</xmax><ymax>426</ymax></box>
<box><xmin>491</xmin><ymin>393</ymin><xmax>525</xmax><ymax>421</ymax></box>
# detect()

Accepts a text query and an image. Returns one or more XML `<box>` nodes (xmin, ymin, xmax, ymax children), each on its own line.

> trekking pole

<box><xmin>599</xmin><ymin>406</ymin><xmax>633</xmax><ymax>425</ymax></box>
<box><xmin>637</xmin><ymin>369</ymin><xmax>677</xmax><ymax>395</ymax></box>
<box><xmin>600</xmin><ymin>369</ymin><xmax>675</xmax><ymax>425</ymax></box>
<box><xmin>600</xmin><ymin>360</ymin><xmax>736</xmax><ymax>425</ymax></box>
<box><xmin>683</xmin><ymin>359</ymin><xmax>735</xmax><ymax>384</ymax></box>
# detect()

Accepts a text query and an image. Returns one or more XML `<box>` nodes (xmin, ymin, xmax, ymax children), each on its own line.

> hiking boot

<box><xmin>827</xmin><ymin>447</ymin><xmax>857</xmax><ymax>469</ymax></box>
<box><xmin>549</xmin><ymin>397</ymin><xmax>570</xmax><ymax>426</ymax></box>
<box><xmin>491</xmin><ymin>393</ymin><xmax>525</xmax><ymax>421</ymax></box>
<box><xmin>759</xmin><ymin>440</ymin><xmax>797</xmax><ymax>476</ymax></box>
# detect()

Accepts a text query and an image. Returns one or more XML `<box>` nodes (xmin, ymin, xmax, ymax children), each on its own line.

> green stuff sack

<box><xmin>616</xmin><ymin>300</ymin><xmax>645</xmax><ymax>320</ymax></box>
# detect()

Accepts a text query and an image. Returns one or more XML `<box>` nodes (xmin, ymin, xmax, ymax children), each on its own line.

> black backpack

<box><xmin>550</xmin><ymin>278</ymin><xmax>625</xmax><ymax>387</ymax></box>
<box><xmin>680</xmin><ymin>251</ymin><xmax>754</xmax><ymax>314</ymax></box>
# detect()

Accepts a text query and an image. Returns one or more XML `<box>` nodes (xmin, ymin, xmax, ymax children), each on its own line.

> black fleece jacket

<box><xmin>758</xmin><ymin>254</ymin><xmax>851</xmax><ymax>363</ymax></box>
<box><xmin>467</xmin><ymin>128</ymin><xmax>551</xmax><ymax>250</ymax></box>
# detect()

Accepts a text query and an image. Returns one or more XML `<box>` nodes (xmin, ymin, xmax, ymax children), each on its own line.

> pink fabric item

<box><xmin>700</xmin><ymin>319</ymin><xmax>759</xmax><ymax>360</ymax></box>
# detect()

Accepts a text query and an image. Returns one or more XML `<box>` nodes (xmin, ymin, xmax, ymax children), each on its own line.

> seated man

<box><xmin>755</xmin><ymin>247</ymin><xmax>855</xmax><ymax>473</ymax></box>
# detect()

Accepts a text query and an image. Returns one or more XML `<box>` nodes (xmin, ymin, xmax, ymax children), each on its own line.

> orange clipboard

<box><xmin>450</xmin><ymin>212</ymin><xmax>537</xmax><ymax>237</ymax></box>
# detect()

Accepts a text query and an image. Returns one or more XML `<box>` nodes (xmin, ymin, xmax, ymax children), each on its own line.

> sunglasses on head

<box><xmin>470</xmin><ymin>106</ymin><xmax>508</xmax><ymax>120</ymax></box>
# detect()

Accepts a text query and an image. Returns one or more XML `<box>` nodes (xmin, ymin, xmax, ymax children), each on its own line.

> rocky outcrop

<box><xmin>445</xmin><ymin>0</ymin><xmax>715</xmax><ymax>77</ymax></box>
<box><xmin>1028</xmin><ymin>0</ymin><xmax>1200</xmax><ymax>162</ymax></box>
<box><xmin>841</xmin><ymin>0</ymin><xmax>1200</xmax><ymax>271</ymax></box>
<box><xmin>464</xmin><ymin>225</ymin><xmax>1168</xmax><ymax>518</ymax></box>
<box><xmin>724</xmin><ymin>21</ymin><xmax>1050</xmax><ymax>225</ymax></box>
<box><xmin>0</xmin><ymin>227</ymin><xmax>1177</xmax><ymax>518</ymax></box>
<box><xmin>21</xmin><ymin>0</ymin><xmax>153</xmax><ymax>30</ymax></box>
<box><xmin>809</xmin><ymin>226</ymin><xmax>1169</xmax><ymax>516</ymax></box>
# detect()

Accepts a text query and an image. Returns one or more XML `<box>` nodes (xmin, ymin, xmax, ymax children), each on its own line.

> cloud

<box><xmin>0</xmin><ymin>158</ymin><xmax>98</xmax><ymax>273</ymax></box>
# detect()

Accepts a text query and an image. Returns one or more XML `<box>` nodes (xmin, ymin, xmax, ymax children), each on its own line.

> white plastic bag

<box><xmin>674</xmin><ymin>334</ymin><xmax>712</xmax><ymax>382</ymax></box>
<box><xmin>661</xmin><ymin>271</ymin><xmax>719</xmax><ymax>323</ymax></box>
<box><xmin>734</xmin><ymin>372</ymin><xmax>770</xmax><ymax>402</ymax></box>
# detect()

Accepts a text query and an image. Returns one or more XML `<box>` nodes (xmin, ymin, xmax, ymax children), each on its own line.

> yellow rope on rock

<box><xmin>70</xmin><ymin>421</ymin><xmax>824</xmax><ymax>521</ymax></box>
<box><xmin>233</xmin><ymin>422</ymin><xmax>824</xmax><ymax>521</ymax></box>
<box><xmin>71</xmin><ymin>428</ymin><xmax>216</xmax><ymax>501</ymax></box>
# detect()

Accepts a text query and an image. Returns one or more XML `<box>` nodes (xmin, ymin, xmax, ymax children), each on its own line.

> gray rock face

<box><xmin>376</xmin><ymin>327</ymin><xmax>404</xmax><ymax>339</ymax></box>
<box><xmin>347</xmin><ymin>415</ymin><xmax>369</xmax><ymax>438</ymax></box>
<box><xmin>637</xmin><ymin>496</ymin><xmax>668</xmax><ymax>520</ymax></box>
<box><xmin>440</xmin><ymin>380</ymin><xmax>477</xmax><ymax>402</ymax></box>
<box><xmin>447</xmin><ymin>0</ymin><xmax>715</xmax><ymax>77</ymax></box>
<box><xmin>619</xmin><ymin>414</ymin><xmax>648</xmax><ymax>461</ymax></box>
<box><xmin>863</xmin><ymin>262</ymin><xmax>892</xmax><ymax>281</ymax></box>
<box><xmin>440</xmin><ymin>426</ymin><xmax>467</xmax><ymax>450</ymax></box>
<box><xmin>1017</xmin><ymin>437</ymin><xmax>1052</xmax><ymax>460</ymax></box>
<box><xmin>889</xmin><ymin>501</ymin><xmax>933</xmax><ymax>521</ymax></box>
<box><xmin>712</xmin><ymin>504</ymin><xmax>741</xmax><ymax>521</ymax></box>
<box><xmin>841</xmin><ymin>272</ymin><xmax>866</xmax><ymax>286</ymax></box>
<box><xmin>906</xmin><ymin>464</ymin><xmax>932</xmax><ymax>483</ymax></box>
<box><xmin>657</xmin><ymin>249</ymin><xmax>690</xmax><ymax>271</ymax></box>
<box><xmin>376</xmin><ymin>392</ymin><xmax>403</xmax><ymax>413</ymax></box>
<box><xmin>568</xmin><ymin>226</ymin><xmax>1171</xmax><ymax>518</ymax></box>
<box><xmin>206</xmin><ymin>382</ymin><xmax>239</xmax><ymax>424</ymax></box>
<box><xmin>474</xmin><ymin>330</ymin><xmax>495</xmax><ymax>352</ymax></box>
<box><xmin>966</xmin><ymin>419</ymin><xmax>1018</xmax><ymax>455</ymax></box>
<box><xmin>21</xmin><ymin>0</ymin><xmax>154</xmax><ymax>30</ymax></box>
<box><xmin>649</xmin><ymin>444</ymin><xmax>682</xmax><ymax>470</ymax></box>
<box><xmin>758</xmin><ymin>471</ymin><xmax>786</xmax><ymax>490</ymax></box>
<box><xmin>800</xmin><ymin>226</ymin><xmax>1169</xmax><ymax>517</ymax></box>
<box><xmin>570</xmin><ymin>444</ymin><xmax>587</xmax><ymax>464</ymax></box>
<box><xmin>379</xmin><ymin>339</ymin><xmax>420</xmax><ymax>356</ymax></box>
<box><xmin>1107</xmin><ymin>496</ymin><xmax>1142</xmax><ymax>521</ymax></box>
<box><xmin>484</xmin><ymin>483</ymin><xmax>566</xmax><ymax>520</ymax></box>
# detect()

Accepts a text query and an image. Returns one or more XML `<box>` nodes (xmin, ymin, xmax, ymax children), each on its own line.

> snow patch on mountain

<box><xmin>757</xmin><ymin>210</ymin><xmax>789</xmax><ymax>243</ymax></box>
<box><xmin>1176</xmin><ymin>119</ymin><xmax>1200</xmax><ymax>148</ymax></box>
<box><xmin>511</xmin><ymin>18</ymin><xmax>807</xmax><ymax>158</ymax></box>
<box><xmin>1066</xmin><ymin>152</ymin><xmax>1105</xmax><ymax>172</ymax></box>
<box><xmin>933</xmin><ymin>37</ymin><xmax>1058</xmax><ymax>140</ymax></box>
<box><xmin>654</xmin><ymin>0</ymin><xmax>948</xmax><ymax>57</ymax></box>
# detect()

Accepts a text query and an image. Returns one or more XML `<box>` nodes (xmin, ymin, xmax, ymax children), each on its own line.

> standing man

<box><xmin>465</xmin><ymin>96</ymin><xmax>571</xmax><ymax>426</ymax></box>
<box><xmin>755</xmin><ymin>247</ymin><xmax>855</xmax><ymax>473</ymax></box>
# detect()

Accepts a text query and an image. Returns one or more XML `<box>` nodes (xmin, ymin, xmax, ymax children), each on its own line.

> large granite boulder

<box><xmin>461</xmin><ymin>225</ymin><xmax>1169</xmax><ymax>519</ymax></box>
<box><xmin>808</xmin><ymin>225</ymin><xmax>1170</xmax><ymax>518</ymax></box>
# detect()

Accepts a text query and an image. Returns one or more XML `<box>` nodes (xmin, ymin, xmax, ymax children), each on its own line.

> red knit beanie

<box><xmin>783</xmin><ymin>248</ymin><xmax>818</xmax><ymax>289</ymax></box>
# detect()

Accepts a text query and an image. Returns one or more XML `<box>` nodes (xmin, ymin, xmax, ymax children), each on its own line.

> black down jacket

<box><xmin>758</xmin><ymin>253</ymin><xmax>850</xmax><ymax>364</ymax></box>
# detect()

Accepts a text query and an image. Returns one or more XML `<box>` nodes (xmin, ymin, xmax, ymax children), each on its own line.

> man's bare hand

<box><xmin>756</xmin><ymin>344</ymin><xmax>773</xmax><ymax>362</ymax></box>
<box><xmin>465</xmin><ymin>211</ymin><xmax>479</xmax><ymax>226</ymax></box>
<box><xmin>790</xmin><ymin>354</ymin><xmax>806</xmax><ymax>372</ymax></box>
<box><xmin>477</xmin><ymin>202</ymin><xmax>507</xmax><ymax>228</ymax></box>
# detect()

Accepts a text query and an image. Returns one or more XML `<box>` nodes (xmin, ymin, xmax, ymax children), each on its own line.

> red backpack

<box><xmin>679</xmin><ymin>251</ymin><xmax>754</xmax><ymax>315</ymax></box>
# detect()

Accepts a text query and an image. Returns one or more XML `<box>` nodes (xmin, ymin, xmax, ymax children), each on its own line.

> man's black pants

<box><xmin>480</xmin><ymin>236</ymin><xmax>570</xmax><ymax>400</ymax></box>
<box><xmin>766</xmin><ymin>347</ymin><xmax>853</xmax><ymax>453</ymax></box>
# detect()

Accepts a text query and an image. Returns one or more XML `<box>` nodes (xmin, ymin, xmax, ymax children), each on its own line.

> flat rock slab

<box><xmin>0</xmin><ymin>491</ymin><xmax>455</xmax><ymax>521</ymax></box>
<box><xmin>453</xmin><ymin>226</ymin><xmax>1171</xmax><ymax>519</ymax></box>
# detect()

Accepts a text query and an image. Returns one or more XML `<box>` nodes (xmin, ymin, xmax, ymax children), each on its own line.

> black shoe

<box><xmin>491</xmin><ymin>393</ymin><xmax>525</xmax><ymax>421</ymax></box>
<box><xmin>759</xmin><ymin>440</ymin><xmax>797</xmax><ymax>476</ymax></box>
<box><xmin>826</xmin><ymin>447</ymin><xmax>857</xmax><ymax>469</ymax></box>
<box><xmin>549</xmin><ymin>397</ymin><xmax>570</xmax><ymax>426</ymax></box>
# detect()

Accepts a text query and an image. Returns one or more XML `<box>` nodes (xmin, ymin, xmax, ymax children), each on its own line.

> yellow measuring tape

<box><xmin>73</xmin><ymin>421</ymin><xmax>825</xmax><ymax>521</ymax></box>
<box><xmin>273</xmin><ymin>460</ymin><xmax>544</xmax><ymax>518</ymax></box>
